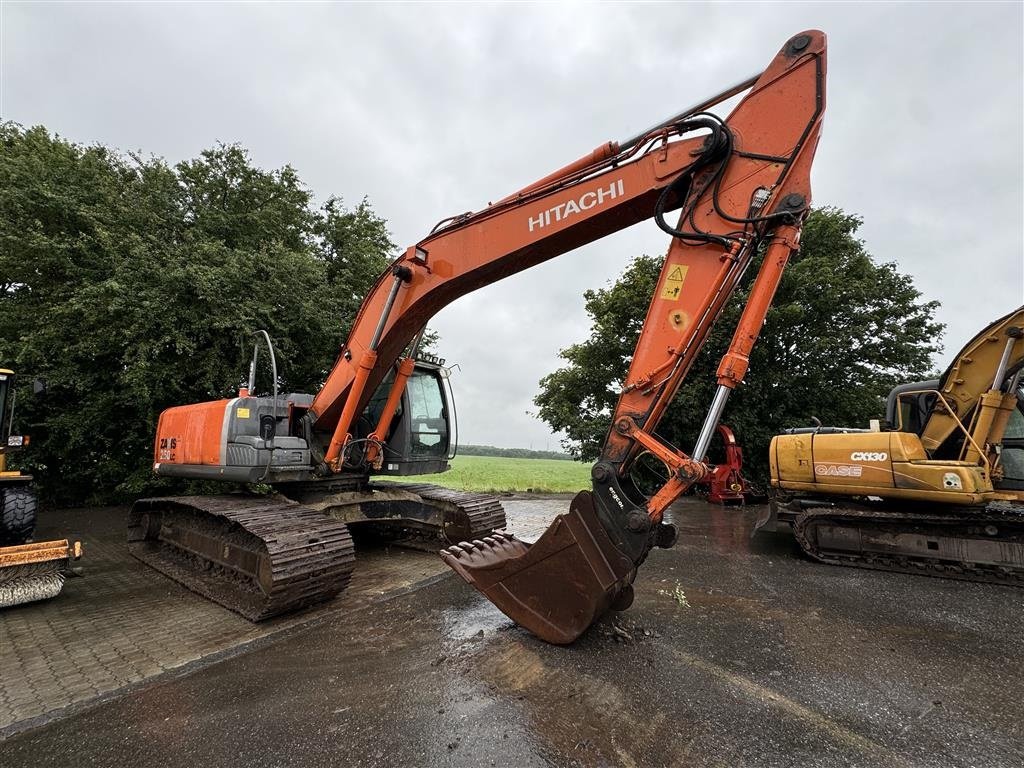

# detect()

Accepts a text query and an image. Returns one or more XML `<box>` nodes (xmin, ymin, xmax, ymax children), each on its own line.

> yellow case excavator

<box><xmin>0</xmin><ymin>368</ymin><xmax>82</xmax><ymax>608</ymax></box>
<box><xmin>762</xmin><ymin>307</ymin><xmax>1024</xmax><ymax>584</ymax></box>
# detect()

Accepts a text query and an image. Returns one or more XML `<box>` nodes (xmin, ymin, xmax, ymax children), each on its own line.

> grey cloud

<box><xmin>3</xmin><ymin>3</ymin><xmax>1021</xmax><ymax>449</ymax></box>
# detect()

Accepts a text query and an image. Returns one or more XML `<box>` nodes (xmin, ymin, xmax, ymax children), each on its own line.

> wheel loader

<box><xmin>131</xmin><ymin>30</ymin><xmax>828</xmax><ymax>643</ymax></box>
<box><xmin>761</xmin><ymin>307</ymin><xmax>1024</xmax><ymax>584</ymax></box>
<box><xmin>0</xmin><ymin>368</ymin><xmax>82</xmax><ymax>608</ymax></box>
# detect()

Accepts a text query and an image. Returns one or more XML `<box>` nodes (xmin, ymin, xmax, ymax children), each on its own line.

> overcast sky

<box><xmin>3</xmin><ymin>2</ymin><xmax>1022</xmax><ymax>450</ymax></box>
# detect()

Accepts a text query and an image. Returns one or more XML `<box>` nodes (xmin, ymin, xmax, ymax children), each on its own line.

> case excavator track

<box><xmin>128</xmin><ymin>496</ymin><xmax>356</xmax><ymax>620</ymax></box>
<box><xmin>792</xmin><ymin>503</ymin><xmax>1024</xmax><ymax>586</ymax></box>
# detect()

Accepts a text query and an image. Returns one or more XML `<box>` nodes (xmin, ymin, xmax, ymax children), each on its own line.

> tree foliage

<box><xmin>0</xmin><ymin>124</ymin><xmax>396</xmax><ymax>504</ymax></box>
<box><xmin>535</xmin><ymin>208</ymin><xmax>944</xmax><ymax>480</ymax></box>
<box><xmin>458</xmin><ymin>444</ymin><xmax>572</xmax><ymax>461</ymax></box>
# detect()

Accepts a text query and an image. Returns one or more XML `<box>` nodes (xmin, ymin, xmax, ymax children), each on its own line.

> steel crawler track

<box><xmin>128</xmin><ymin>496</ymin><xmax>356</xmax><ymax>620</ymax></box>
<box><xmin>128</xmin><ymin>485</ymin><xmax>505</xmax><ymax>621</ymax></box>
<box><xmin>793</xmin><ymin>502</ymin><xmax>1024</xmax><ymax>586</ymax></box>
<box><xmin>373</xmin><ymin>482</ymin><xmax>507</xmax><ymax>542</ymax></box>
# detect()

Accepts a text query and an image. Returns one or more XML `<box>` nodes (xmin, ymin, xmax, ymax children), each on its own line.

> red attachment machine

<box><xmin>701</xmin><ymin>425</ymin><xmax>752</xmax><ymax>504</ymax></box>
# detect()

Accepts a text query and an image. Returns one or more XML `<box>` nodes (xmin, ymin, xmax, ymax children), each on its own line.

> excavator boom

<box><xmin>919</xmin><ymin>306</ymin><xmax>1024</xmax><ymax>457</ymax></box>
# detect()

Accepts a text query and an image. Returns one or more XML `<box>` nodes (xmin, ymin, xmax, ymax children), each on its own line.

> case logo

<box><xmin>815</xmin><ymin>464</ymin><xmax>862</xmax><ymax>478</ymax></box>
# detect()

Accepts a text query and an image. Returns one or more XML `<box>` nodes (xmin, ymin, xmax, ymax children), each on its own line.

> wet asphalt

<box><xmin>1</xmin><ymin>498</ymin><xmax>1021</xmax><ymax>768</ymax></box>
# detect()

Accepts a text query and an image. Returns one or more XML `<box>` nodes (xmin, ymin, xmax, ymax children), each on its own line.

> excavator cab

<box><xmin>0</xmin><ymin>368</ymin><xmax>82</xmax><ymax>608</ymax></box>
<box><xmin>0</xmin><ymin>370</ymin><xmax>39</xmax><ymax>544</ymax></box>
<box><xmin>1000</xmin><ymin>393</ymin><xmax>1024</xmax><ymax>490</ymax></box>
<box><xmin>885</xmin><ymin>380</ymin><xmax>940</xmax><ymax>437</ymax></box>
<box><xmin>359</xmin><ymin>356</ymin><xmax>455</xmax><ymax>477</ymax></box>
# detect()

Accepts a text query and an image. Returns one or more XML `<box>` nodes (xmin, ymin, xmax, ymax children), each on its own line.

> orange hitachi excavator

<box><xmin>130</xmin><ymin>30</ymin><xmax>827</xmax><ymax>643</ymax></box>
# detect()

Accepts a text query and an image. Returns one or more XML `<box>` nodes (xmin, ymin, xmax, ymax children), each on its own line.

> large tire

<box><xmin>0</xmin><ymin>485</ymin><xmax>37</xmax><ymax>545</ymax></box>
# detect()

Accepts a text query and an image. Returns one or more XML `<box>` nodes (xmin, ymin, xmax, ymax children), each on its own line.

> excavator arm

<box><xmin>915</xmin><ymin>306</ymin><xmax>1024</xmax><ymax>463</ymax></box>
<box><xmin>300</xmin><ymin>30</ymin><xmax>827</xmax><ymax>643</ymax></box>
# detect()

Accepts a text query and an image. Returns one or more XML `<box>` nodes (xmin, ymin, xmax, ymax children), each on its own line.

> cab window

<box><xmin>999</xmin><ymin>388</ymin><xmax>1024</xmax><ymax>487</ymax></box>
<box><xmin>407</xmin><ymin>370</ymin><xmax>447</xmax><ymax>457</ymax></box>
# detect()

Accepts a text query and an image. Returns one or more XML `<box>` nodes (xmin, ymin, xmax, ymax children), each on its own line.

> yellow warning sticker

<box><xmin>237</xmin><ymin>408</ymin><xmax>250</xmax><ymax>419</ymax></box>
<box><xmin>660</xmin><ymin>264</ymin><xmax>689</xmax><ymax>300</ymax></box>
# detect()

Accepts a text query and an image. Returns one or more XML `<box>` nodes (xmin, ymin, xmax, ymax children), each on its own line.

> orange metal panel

<box><xmin>154</xmin><ymin>399</ymin><xmax>232</xmax><ymax>467</ymax></box>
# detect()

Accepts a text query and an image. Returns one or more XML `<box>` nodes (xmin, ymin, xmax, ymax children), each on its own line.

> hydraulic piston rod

<box><xmin>693</xmin><ymin>385</ymin><xmax>732</xmax><ymax>463</ymax></box>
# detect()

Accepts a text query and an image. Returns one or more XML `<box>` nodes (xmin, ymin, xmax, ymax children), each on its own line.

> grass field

<box><xmin>384</xmin><ymin>454</ymin><xmax>590</xmax><ymax>493</ymax></box>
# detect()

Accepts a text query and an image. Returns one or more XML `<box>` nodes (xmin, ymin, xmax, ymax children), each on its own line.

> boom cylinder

<box><xmin>325</xmin><ymin>349</ymin><xmax>377</xmax><ymax>469</ymax></box>
<box><xmin>371</xmin><ymin>272</ymin><xmax>408</xmax><ymax>350</ymax></box>
<box><xmin>324</xmin><ymin>268</ymin><xmax>411</xmax><ymax>470</ymax></box>
<box><xmin>964</xmin><ymin>334</ymin><xmax>1022</xmax><ymax>465</ymax></box>
<box><xmin>991</xmin><ymin>335</ymin><xmax>1019</xmax><ymax>391</ymax></box>
<box><xmin>364</xmin><ymin>356</ymin><xmax>417</xmax><ymax>467</ymax></box>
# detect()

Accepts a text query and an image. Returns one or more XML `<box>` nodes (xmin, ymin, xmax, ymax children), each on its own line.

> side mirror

<box><xmin>32</xmin><ymin>378</ymin><xmax>46</xmax><ymax>396</ymax></box>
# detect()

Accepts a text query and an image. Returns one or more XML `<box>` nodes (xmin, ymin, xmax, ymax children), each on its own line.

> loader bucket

<box><xmin>440</xmin><ymin>491</ymin><xmax>636</xmax><ymax>644</ymax></box>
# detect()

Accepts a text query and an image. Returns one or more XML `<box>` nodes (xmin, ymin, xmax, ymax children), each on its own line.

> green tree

<box><xmin>0</xmin><ymin>124</ymin><xmax>395</xmax><ymax>504</ymax></box>
<box><xmin>535</xmin><ymin>208</ymin><xmax>944</xmax><ymax>480</ymax></box>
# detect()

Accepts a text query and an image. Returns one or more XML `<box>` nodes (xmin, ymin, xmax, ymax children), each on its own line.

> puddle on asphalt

<box><xmin>664</xmin><ymin>500</ymin><xmax>802</xmax><ymax>560</ymax></box>
<box><xmin>501</xmin><ymin>497</ymin><xmax>572</xmax><ymax>543</ymax></box>
<box><xmin>476</xmin><ymin>639</ymin><xmax>697</xmax><ymax>767</ymax></box>
<box><xmin>439</xmin><ymin>598</ymin><xmax>516</xmax><ymax>643</ymax></box>
<box><xmin>663</xmin><ymin>501</ymin><xmax>757</xmax><ymax>554</ymax></box>
<box><xmin>504</xmin><ymin>495</ymin><xmax>787</xmax><ymax>560</ymax></box>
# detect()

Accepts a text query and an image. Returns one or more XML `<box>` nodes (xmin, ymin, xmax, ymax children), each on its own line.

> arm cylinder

<box><xmin>715</xmin><ymin>223</ymin><xmax>801</xmax><ymax>388</ymax></box>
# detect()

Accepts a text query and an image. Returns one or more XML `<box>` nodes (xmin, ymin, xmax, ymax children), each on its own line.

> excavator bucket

<box><xmin>441</xmin><ymin>491</ymin><xmax>635</xmax><ymax>644</ymax></box>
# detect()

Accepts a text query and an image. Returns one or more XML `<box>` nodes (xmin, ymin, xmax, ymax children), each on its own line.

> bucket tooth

<box><xmin>440</xmin><ymin>491</ymin><xmax>635</xmax><ymax>645</ymax></box>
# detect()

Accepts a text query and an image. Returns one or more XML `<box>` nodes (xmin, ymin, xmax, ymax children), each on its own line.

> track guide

<box><xmin>370</xmin><ymin>482</ymin><xmax>507</xmax><ymax>542</ymax></box>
